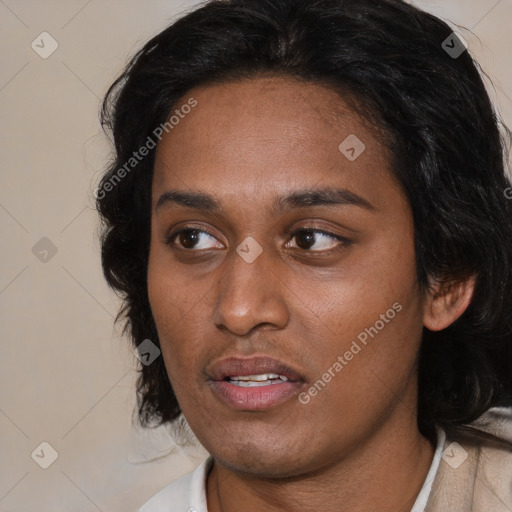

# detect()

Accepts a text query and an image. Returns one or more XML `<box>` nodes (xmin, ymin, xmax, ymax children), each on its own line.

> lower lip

<box><xmin>209</xmin><ymin>379</ymin><xmax>303</xmax><ymax>410</ymax></box>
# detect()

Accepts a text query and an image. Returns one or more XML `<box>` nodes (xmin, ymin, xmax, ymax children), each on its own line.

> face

<box><xmin>148</xmin><ymin>76</ymin><xmax>426</xmax><ymax>477</ymax></box>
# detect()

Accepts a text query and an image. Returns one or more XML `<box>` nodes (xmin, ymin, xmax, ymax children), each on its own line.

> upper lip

<box><xmin>208</xmin><ymin>356</ymin><xmax>305</xmax><ymax>382</ymax></box>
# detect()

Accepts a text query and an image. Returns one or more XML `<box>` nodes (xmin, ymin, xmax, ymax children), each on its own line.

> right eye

<box><xmin>165</xmin><ymin>227</ymin><xmax>224</xmax><ymax>250</ymax></box>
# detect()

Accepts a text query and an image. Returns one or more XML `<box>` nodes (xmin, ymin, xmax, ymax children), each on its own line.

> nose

<box><xmin>212</xmin><ymin>244</ymin><xmax>290</xmax><ymax>337</ymax></box>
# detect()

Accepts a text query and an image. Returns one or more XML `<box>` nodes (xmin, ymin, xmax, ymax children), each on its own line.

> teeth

<box><xmin>230</xmin><ymin>380</ymin><xmax>278</xmax><ymax>387</ymax></box>
<box><xmin>227</xmin><ymin>373</ymin><xmax>289</xmax><ymax>385</ymax></box>
<box><xmin>230</xmin><ymin>373</ymin><xmax>280</xmax><ymax>381</ymax></box>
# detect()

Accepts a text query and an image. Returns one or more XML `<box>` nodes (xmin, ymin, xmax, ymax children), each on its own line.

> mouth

<box><xmin>208</xmin><ymin>356</ymin><xmax>306</xmax><ymax>410</ymax></box>
<box><xmin>224</xmin><ymin>373</ymin><xmax>291</xmax><ymax>387</ymax></box>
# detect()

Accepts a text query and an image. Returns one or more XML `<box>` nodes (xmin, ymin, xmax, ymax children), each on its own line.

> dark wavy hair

<box><xmin>96</xmin><ymin>0</ymin><xmax>512</xmax><ymax>443</ymax></box>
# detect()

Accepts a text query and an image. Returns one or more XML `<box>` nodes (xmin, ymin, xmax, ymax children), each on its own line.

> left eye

<box><xmin>285</xmin><ymin>229</ymin><xmax>348</xmax><ymax>251</ymax></box>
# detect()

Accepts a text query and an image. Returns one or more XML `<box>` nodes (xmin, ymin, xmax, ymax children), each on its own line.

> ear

<box><xmin>423</xmin><ymin>275</ymin><xmax>476</xmax><ymax>331</ymax></box>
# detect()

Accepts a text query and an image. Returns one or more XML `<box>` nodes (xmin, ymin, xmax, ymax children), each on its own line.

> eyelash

<box><xmin>163</xmin><ymin>225</ymin><xmax>352</xmax><ymax>253</ymax></box>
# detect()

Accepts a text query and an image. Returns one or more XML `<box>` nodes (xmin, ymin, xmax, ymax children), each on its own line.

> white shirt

<box><xmin>138</xmin><ymin>427</ymin><xmax>446</xmax><ymax>512</ymax></box>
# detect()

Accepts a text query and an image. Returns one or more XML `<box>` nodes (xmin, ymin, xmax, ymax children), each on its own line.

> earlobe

<box><xmin>423</xmin><ymin>275</ymin><xmax>476</xmax><ymax>331</ymax></box>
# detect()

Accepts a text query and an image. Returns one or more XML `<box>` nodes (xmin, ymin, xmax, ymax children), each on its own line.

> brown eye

<box><xmin>287</xmin><ymin>228</ymin><xmax>350</xmax><ymax>252</ymax></box>
<box><xmin>295</xmin><ymin>230</ymin><xmax>316</xmax><ymax>250</ymax></box>
<box><xmin>165</xmin><ymin>227</ymin><xmax>224</xmax><ymax>250</ymax></box>
<box><xmin>179</xmin><ymin>229</ymin><xmax>201</xmax><ymax>249</ymax></box>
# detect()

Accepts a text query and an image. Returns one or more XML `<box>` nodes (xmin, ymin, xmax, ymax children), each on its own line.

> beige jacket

<box><xmin>426</xmin><ymin>407</ymin><xmax>512</xmax><ymax>511</ymax></box>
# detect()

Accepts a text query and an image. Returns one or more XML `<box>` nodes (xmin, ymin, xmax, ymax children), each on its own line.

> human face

<box><xmin>148</xmin><ymin>76</ymin><xmax>425</xmax><ymax>477</ymax></box>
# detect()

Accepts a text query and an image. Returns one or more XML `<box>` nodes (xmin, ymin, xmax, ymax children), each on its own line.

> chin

<box><xmin>206</xmin><ymin>434</ymin><xmax>323</xmax><ymax>479</ymax></box>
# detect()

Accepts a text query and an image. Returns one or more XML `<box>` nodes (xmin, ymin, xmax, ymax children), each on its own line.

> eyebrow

<box><xmin>155</xmin><ymin>187</ymin><xmax>376</xmax><ymax>213</ymax></box>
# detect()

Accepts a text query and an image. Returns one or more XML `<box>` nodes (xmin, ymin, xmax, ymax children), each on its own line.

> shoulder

<box><xmin>138</xmin><ymin>456</ymin><xmax>213</xmax><ymax>512</ymax></box>
<box><xmin>427</xmin><ymin>406</ymin><xmax>512</xmax><ymax>512</ymax></box>
<box><xmin>470</xmin><ymin>406</ymin><xmax>512</xmax><ymax>509</ymax></box>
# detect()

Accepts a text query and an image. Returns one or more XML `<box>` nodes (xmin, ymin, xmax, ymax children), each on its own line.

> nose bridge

<box><xmin>213</xmin><ymin>241</ymin><xmax>289</xmax><ymax>335</ymax></box>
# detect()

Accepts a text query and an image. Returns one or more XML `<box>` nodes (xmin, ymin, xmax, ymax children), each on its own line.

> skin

<box><xmin>147</xmin><ymin>76</ymin><xmax>474</xmax><ymax>512</ymax></box>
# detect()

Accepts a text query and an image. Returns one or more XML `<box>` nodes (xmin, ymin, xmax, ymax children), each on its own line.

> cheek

<box><xmin>297</xmin><ymin>298</ymin><xmax>423</xmax><ymax>449</ymax></box>
<box><xmin>147</xmin><ymin>233</ymin><xmax>205</xmax><ymax>331</ymax></box>
<box><xmin>147</xmin><ymin>245</ymin><xmax>194</xmax><ymax>385</ymax></box>
<box><xmin>309</xmin><ymin>232</ymin><xmax>418</xmax><ymax>344</ymax></box>
<box><xmin>303</xmin><ymin>232</ymin><xmax>422</xmax><ymax>400</ymax></box>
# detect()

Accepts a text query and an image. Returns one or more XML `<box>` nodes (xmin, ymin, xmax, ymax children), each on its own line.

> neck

<box><xmin>206</xmin><ymin>400</ymin><xmax>435</xmax><ymax>512</ymax></box>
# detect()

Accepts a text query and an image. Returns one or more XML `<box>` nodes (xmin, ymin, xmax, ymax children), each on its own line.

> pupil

<box><xmin>297</xmin><ymin>230</ymin><xmax>315</xmax><ymax>249</ymax></box>
<box><xmin>181</xmin><ymin>229</ymin><xmax>199</xmax><ymax>248</ymax></box>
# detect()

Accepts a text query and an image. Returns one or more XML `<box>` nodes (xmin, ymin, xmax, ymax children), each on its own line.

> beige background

<box><xmin>1</xmin><ymin>1</ymin><xmax>511</xmax><ymax>511</ymax></box>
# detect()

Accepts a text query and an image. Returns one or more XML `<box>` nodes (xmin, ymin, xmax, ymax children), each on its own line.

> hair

<box><xmin>96</xmin><ymin>0</ymin><xmax>512</xmax><ymax>443</ymax></box>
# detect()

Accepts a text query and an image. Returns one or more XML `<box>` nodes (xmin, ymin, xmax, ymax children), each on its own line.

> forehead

<box><xmin>152</xmin><ymin>76</ymin><xmax>396</xmax><ymax>206</ymax></box>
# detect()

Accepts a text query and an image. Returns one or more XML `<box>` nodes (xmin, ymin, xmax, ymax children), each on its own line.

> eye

<box><xmin>285</xmin><ymin>228</ymin><xmax>350</xmax><ymax>252</ymax></box>
<box><xmin>165</xmin><ymin>227</ymin><xmax>224</xmax><ymax>250</ymax></box>
<box><xmin>164</xmin><ymin>226</ymin><xmax>351</xmax><ymax>253</ymax></box>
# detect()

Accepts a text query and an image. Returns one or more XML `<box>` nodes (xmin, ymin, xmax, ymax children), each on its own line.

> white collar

<box><xmin>410</xmin><ymin>426</ymin><xmax>446</xmax><ymax>512</ymax></box>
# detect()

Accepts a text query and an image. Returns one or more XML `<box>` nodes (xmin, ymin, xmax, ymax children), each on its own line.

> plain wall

<box><xmin>1</xmin><ymin>0</ymin><xmax>511</xmax><ymax>510</ymax></box>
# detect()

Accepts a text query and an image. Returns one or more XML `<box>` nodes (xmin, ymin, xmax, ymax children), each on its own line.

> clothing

<box><xmin>138</xmin><ymin>406</ymin><xmax>512</xmax><ymax>512</ymax></box>
<box><xmin>410</xmin><ymin>427</ymin><xmax>445</xmax><ymax>512</ymax></box>
<box><xmin>425</xmin><ymin>406</ymin><xmax>512</xmax><ymax>511</ymax></box>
